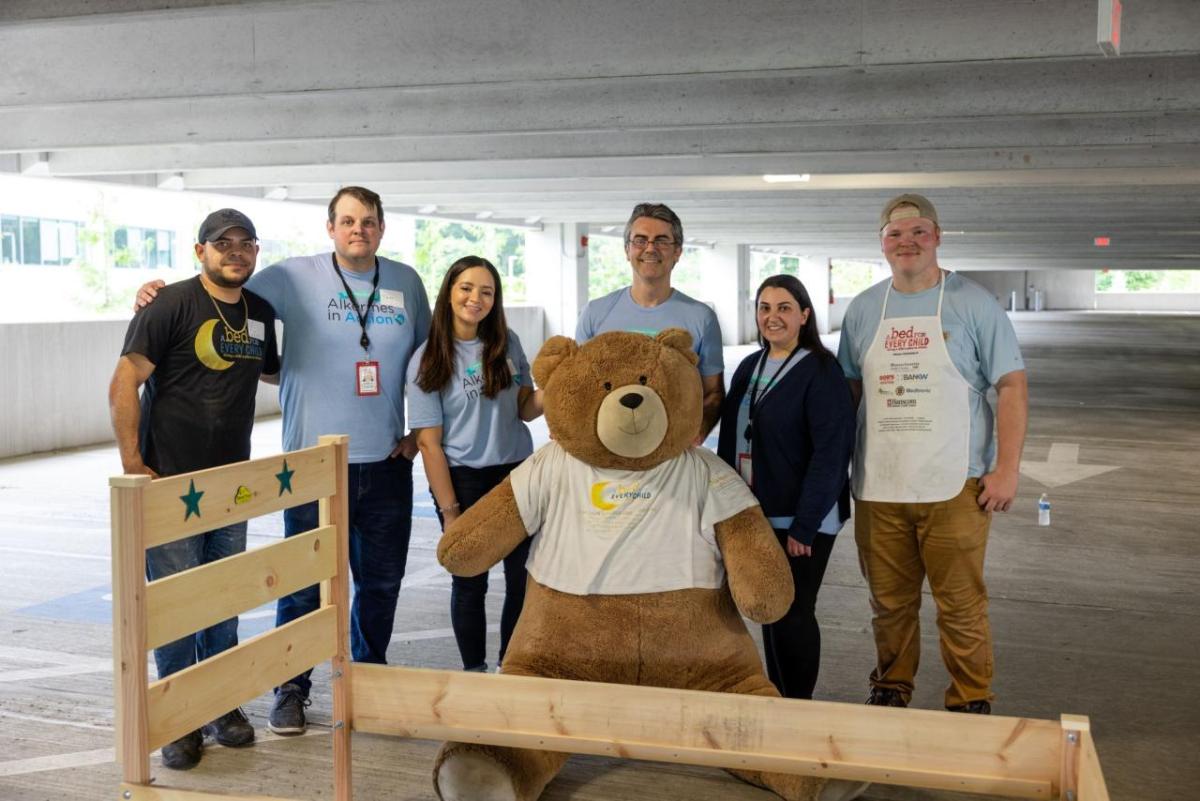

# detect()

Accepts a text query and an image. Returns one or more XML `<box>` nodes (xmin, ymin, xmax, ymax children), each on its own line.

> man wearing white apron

<box><xmin>837</xmin><ymin>194</ymin><xmax>1028</xmax><ymax>714</ymax></box>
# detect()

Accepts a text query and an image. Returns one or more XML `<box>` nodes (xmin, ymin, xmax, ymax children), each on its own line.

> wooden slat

<box><xmin>146</xmin><ymin>607</ymin><xmax>336</xmax><ymax>752</ymax></box>
<box><xmin>120</xmin><ymin>783</ymin><xmax>299</xmax><ymax>801</ymax></box>
<box><xmin>145</xmin><ymin>526</ymin><xmax>336</xmax><ymax>651</ymax></box>
<box><xmin>1077</xmin><ymin>729</ymin><xmax>1110</xmax><ymax>801</ymax></box>
<box><xmin>352</xmin><ymin>666</ymin><xmax>1061</xmax><ymax>799</ymax></box>
<box><xmin>110</xmin><ymin>475</ymin><xmax>152</xmax><ymax>784</ymax></box>
<box><xmin>317</xmin><ymin>435</ymin><xmax>353</xmax><ymax>801</ymax></box>
<box><xmin>140</xmin><ymin>444</ymin><xmax>336</xmax><ymax>548</ymax></box>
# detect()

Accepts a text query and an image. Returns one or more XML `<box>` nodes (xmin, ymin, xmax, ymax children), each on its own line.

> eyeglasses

<box><xmin>208</xmin><ymin>238</ymin><xmax>258</xmax><ymax>253</ymax></box>
<box><xmin>627</xmin><ymin>236</ymin><xmax>678</xmax><ymax>250</ymax></box>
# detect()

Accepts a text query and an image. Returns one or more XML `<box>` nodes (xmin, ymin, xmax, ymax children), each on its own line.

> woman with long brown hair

<box><xmin>717</xmin><ymin>274</ymin><xmax>855</xmax><ymax>700</ymax></box>
<box><xmin>406</xmin><ymin>255</ymin><xmax>542</xmax><ymax>672</ymax></box>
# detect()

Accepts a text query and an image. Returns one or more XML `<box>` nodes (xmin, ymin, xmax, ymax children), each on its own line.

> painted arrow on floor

<box><xmin>1019</xmin><ymin>443</ymin><xmax>1120</xmax><ymax>488</ymax></box>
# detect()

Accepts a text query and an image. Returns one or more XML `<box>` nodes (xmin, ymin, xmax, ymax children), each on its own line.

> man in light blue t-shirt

<box><xmin>576</xmin><ymin>203</ymin><xmax>724</xmax><ymax>441</ymax></box>
<box><xmin>838</xmin><ymin>193</ymin><xmax>1027</xmax><ymax>716</ymax></box>
<box><xmin>135</xmin><ymin>186</ymin><xmax>431</xmax><ymax>735</ymax></box>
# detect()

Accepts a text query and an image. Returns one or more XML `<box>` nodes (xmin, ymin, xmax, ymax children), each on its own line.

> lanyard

<box><xmin>744</xmin><ymin>346</ymin><xmax>802</xmax><ymax>442</ymax></box>
<box><xmin>332</xmin><ymin>254</ymin><xmax>380</xmax><ymax>352</ymax></box>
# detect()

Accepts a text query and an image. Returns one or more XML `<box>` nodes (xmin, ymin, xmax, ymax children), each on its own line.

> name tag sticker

<box><xmin>247</xmin><ymin>319</ymin><xmax>266</xmax><ymax>341</ymax></box>
<box><xmin>379</xmin><ymin>289</ymin><xmax>405</xmax><ymax>309</ymax></box>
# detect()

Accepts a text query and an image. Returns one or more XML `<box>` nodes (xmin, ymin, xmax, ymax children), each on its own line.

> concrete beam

<box><xmin>3</xmin><ymin>56</ymin><xmax>1197</xmax><ymax>151</ymax></box>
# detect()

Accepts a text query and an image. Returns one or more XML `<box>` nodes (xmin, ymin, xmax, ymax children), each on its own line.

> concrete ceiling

<box><xmin>2</xmin><ymin>0</ymin><xmax>1198</xmax><ymax>270</ymax></box>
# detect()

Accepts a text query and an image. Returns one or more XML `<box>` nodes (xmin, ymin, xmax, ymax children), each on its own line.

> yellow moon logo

<box><xmin>194</xmin><ymin>318</ymin><xmax>234</xmax><ymax>371</ymax></box>
<box><xmin>590</xmin><ymin>481</ymin><xmax>617</xmax><ymax>511</ymax></box>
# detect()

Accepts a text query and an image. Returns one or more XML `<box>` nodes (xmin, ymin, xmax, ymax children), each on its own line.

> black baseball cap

<box><xmin>197</xmin><ymin>208</ymin><xmax>257</xmax><ymax>243</ymax></box>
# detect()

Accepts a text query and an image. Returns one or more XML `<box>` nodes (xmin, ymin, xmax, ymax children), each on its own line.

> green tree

<box><xmin>1095</xmin><ymin>271</ymin><xmax>1114</xmax><ymax>292</ymax></box>
<box><xmin>1124</xmin><ymin>270</ymin><xmax>1164</xmax><ymax>291</ymax></box>
<box><xmin>411</xmin><ymin>220</ymin><xmax>525</xmax><ymax>302</ymax></box>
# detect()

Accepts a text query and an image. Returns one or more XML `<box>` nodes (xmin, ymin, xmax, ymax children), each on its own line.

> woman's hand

<box><xmin>786</xmin><ymin>536</ymin><xmax>812</xmax><ymax>558</ymax></box>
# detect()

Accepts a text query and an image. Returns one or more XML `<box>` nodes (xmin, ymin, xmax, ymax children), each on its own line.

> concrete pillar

<box><xmin>526</xmin><ymin>223</ymin><xmax>588</xmax><ymax>339</ymax></box>
<box><xmin>699</xmin><ymin>243</ymin><xmax>753</xmax><ymax>345</ymax></box>
<box><xmin>795</xmin><ymin>258</ymin><xmax>833</xmax><ymax>335</ymax></box>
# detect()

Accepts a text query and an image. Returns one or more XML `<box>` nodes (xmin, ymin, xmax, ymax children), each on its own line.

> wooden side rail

<box><xmin>353</xmin><ymin>666</ymin><xmax>1111</xmax><ymax>801</ymax></box>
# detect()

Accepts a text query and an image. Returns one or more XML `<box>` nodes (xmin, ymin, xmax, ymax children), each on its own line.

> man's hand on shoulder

<box><xmin>134</xmin><ymin>280</ymin><xmax>167</xmax><ymax>310</ymax></box>
<box><xmin>977</xmin><ymin>467</ymin><xmax>1018</xmax><ymax>512</ymax></box>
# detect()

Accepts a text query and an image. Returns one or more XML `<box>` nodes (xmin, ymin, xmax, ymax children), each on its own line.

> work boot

<box><xmin>949</xmin><ymin>699</ymin><xmax>992</xmax><ymax>714</ymax></box>
<box><xmin>865</xmin><ymin>686</ymin><xmax>908</xmax><ymax>707</ymax></box>
<box><xmin>203</xmin><ymin>707</ymin><xmax>255</xmax><ymax>747</ymax></box>
<box><xmin>268</xmin><ymin>682</ymin><xmax>310</xmax><ymax>735</ymax></box>
<box><xmin>160</xmin><ymin>729</ymin><xmax>202</xmax><ymax>770</ymax></box>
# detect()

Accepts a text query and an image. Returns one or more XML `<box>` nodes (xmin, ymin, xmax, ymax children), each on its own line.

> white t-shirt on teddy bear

<box><xmin>510</xmin><ymin>442</ymin><xmax>761</xmax><ymax>595</ymax></box>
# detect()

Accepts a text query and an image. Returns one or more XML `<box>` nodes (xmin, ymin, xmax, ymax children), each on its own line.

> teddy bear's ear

<box><xmin>655</xmin><ymin>328</ymin><xmax>698</xmax><ymax>366</ymax></box>
<box><xmin>532</xmin><ymin>336</ymin><xmax>580</xmax><ymax>386</ymax></box>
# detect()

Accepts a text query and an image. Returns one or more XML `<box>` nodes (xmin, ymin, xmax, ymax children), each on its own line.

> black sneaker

<box><xmin>865</xmin><ymin>687</ymin><xmax>908</xmax><ymax>707</ymax></box>
<box><xmin>268</xmin><ymin>682</ymin><xmax>310</xmax><ymax>735</ymax></box>
<box><xmin>949</xmin><ymin>699</ymin><xmax>992</xmax><ymax>714</ymax></box>
<box><xmin>203</xmin><ymin>707</ymin><xmax>255</xmax><ymax>747</ymax></box>
<box><xmin>160</xmin><ymin>729</ymin><xmax>202</xmax><ymax>770</ymax></box>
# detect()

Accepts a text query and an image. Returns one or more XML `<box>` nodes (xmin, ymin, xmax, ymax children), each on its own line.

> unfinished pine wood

<box><xmin>141</xmin><ymin>443</ymin><xmax>336</xmax><ymax>548</ymax></box>
<box><xmin>318</xmin><ymin>434</ymin><xmax>353</xmax><ymax>801</ymax></box>
<box><xmin>1077</xmin><ymin>729</ymin><xmax>1110</xmax><ymax>801</ymax></box>
<box><xmin>120</xmin><ymin>783</ymin><xmax>299</xmax><ymax>801</ymax></box>
<box><xmin>146</xmin><ymin>607</ymin><xmax>337</xmax><ymax>752</ymax></box>
<box><xmin>144</xmin><ymin>525</ymin><xmax>336</xmax><ymax>650</ymax></box>
<box><xmin>110</xmin><ymin>475</ymin><xmax>152</xmax><ymax>784</ymax></box>
<box><xmin>351</xmin><ymin>666</ymin><xmax>1061</xmax><ymax>799</ymax></box>
<box><xmin>1059</xmin><ymin>714</ymin><xmax>1086</xmax><ymax>800</ymax></box>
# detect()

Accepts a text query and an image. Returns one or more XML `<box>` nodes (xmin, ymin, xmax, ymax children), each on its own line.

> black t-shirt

<box><xmin>122</xmin><ymin>275</ymin><xmax>280</xmax><ymax>476</ymax></box>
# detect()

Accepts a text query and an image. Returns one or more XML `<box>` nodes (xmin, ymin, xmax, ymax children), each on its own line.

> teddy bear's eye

<box><xmin>638</xmin><ymin>375</ymin><xmax>648</xmax><ymax>385</ymax></box>
<box><xmin>603</xmin><ymin>381</ymin><xmax>612</xmax><ymax>391</ymax></box>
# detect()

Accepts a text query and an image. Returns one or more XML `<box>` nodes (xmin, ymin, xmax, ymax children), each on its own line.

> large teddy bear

<box><xmin>434</xmin><ymin>329</ymin><xmax>866</xmax><ymax>801</ymax></box>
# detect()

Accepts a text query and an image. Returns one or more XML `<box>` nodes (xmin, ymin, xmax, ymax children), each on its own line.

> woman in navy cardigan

<box><xmin>717</xmin><ymin>274</ymin><xmax>856</xmax><ymax>700</ymax></box>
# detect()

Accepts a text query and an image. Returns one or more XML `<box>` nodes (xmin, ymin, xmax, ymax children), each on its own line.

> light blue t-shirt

<box><xmin>247</xmin><ymin>253</ymin><xmax>431</xmax><ymax>463</ymax></box>
<box><xmin>575</xmin><ymin>287</ymin><xmax>724</xmax><ymax>377</ymax></box>
<box><xmin>836</xmin><ymin>272</ymin><xmax>1024</xmax><ymax>477</ymax></box>
<box><xmin>735</xmin><ymin>351</ymin><xmax>841</xmax><ymax>535</ymax></box>
<box><xmin>405</xmin><ymin>332</ymin><xmax>535</xmax><ymax>469</ymax></box>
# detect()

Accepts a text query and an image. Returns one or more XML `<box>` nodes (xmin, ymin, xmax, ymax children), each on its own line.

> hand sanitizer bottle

<box><xmin>1037</xmin><ymin>493</ymin><xmax>1051</xmax><ymax>526</ymax></box>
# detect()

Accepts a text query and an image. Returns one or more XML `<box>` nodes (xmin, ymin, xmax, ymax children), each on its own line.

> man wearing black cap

<box><xmin>108</xmin><ymin>209</ymin><xmax>279</xmax><ymax>770</ymax></box>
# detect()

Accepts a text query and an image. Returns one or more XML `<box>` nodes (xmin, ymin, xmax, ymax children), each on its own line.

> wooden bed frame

<box><xmin>110</xmin><ymin>435</ymin><xmax>1110</xmax><ymax>801</ymax></box>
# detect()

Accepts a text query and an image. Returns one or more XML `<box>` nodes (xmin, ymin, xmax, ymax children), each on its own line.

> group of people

<box><xmin>110</xmin><ymin>188</ymin><xmax>1027</xmax><ymax>771</ymax></box>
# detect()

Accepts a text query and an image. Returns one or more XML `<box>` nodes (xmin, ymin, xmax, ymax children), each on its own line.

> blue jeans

<box><xmin>275</xmin><ymin>456</ymin><xmax>413</xmax><ymax>696</ymax></box>
<box><xmin>145</xmin><ymin>522</ymin><xmax>248</xmax><ymax>679</ymax></box>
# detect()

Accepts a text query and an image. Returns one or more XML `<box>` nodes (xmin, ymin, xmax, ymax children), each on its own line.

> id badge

<box><xmin>737</xmin><ymin>452</ymin><xmax>753</xmax><ymax>487</ymax></box>
<box><xmin>356</xmin><ymin>361</ymin><xmax>381</xmax><ymax>396</ymax></box>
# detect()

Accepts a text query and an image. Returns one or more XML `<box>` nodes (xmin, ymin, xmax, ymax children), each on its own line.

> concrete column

<box><xmin>525</xmin><ymin>223</ymin><xmax>588</xmax><ymax>339</ymax></box>
<box><xmin>699</xmin><ymin>243</ymin><xmax>753</xmax><ymax>345</ymax></box>
<box><xmin>795</xmin><ymin>258</ymin><xmax>833</xmax><ymax>335</ymax></box>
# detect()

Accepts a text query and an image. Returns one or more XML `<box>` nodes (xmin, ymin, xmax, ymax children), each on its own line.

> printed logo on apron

<box><xmin>852</xmin><ymin>273</ymin><xmax>975</xmax><ymax>503</ymax></box>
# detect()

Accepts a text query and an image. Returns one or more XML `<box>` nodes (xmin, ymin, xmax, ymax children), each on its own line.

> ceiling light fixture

<box><xmin>475</xmin><ymin>211</ymin><xmax>494</xmax><ymax>220</ymax></box>
<box><xmin>264</xmin><ymin>186</ymin><xmax>288</xmax><ymax>200</ymax></box>
<box><xmin>417</xmin><ymin>204</ymin><xmax>438</xmax><ymax>214</ymax></box>
<box><xmin>762</xmin><ymin>173</ymin><xmax>811</xmax><ymax>183</ymax></box>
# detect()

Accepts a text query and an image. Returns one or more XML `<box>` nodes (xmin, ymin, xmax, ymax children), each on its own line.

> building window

<box><xmin>0</xmin><ymin>213</ymin><xmax>82</xmax><ymax>266</ymax></box>
<box><xmin>111</xmin><ymin>226</ymin><xmax>174</xmax><ymax>269</ymax></box>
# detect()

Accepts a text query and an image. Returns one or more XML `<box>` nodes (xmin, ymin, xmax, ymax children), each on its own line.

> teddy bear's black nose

<box><xmin>619</xmin><ymin>392</ymin><xmax>643</xmax><ymax>410</ymax></box>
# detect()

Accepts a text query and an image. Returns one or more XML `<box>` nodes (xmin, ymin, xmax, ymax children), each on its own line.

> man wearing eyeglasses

<box><xmin>575</xmin><ymin>202</ymin><xmax>725</xmax><ymax>440</ymax></box>
<box><xmin>110</xmin><ymin>208</ymin><xmax>279</xmax><ymax>770</ymax></box>
<box><xmin>134</xmin><ymin>186</ymin><xmax>431</xmax><ymax>738</ymax></box>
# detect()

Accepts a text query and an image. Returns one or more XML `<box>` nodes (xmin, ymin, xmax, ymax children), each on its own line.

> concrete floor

<box><xmin>0</xmin><ymin>313</ymin><xmax>1196</xmax><ymax>801</ymax></box>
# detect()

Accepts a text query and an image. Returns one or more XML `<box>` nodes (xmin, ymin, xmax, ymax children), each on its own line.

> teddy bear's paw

<box><xmin>817</xmin><ymin>779</ymin><xmax>870</xmax><ymax>801</ymax></box>
<box><xmin>436</xmin><ymin>750</ymin><xmax>519</xmax><ymax>801</ymax></box>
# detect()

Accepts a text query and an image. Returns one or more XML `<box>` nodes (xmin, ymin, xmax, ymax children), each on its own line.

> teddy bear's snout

<box><xmin>619</xmin><ymin>393</ymin><xmax>643</xmax><ymax>410</ymax></box>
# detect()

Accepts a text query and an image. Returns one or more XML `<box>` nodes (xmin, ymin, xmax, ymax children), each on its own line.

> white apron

<box><xmin>852</xmin><ymin>273</ymin><xmax>974</xmax><ymax>503</ymax></box>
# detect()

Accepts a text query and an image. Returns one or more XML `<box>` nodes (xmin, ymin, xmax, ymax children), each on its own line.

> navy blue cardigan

<box><xmin>716</xmin><ymin>349</ymin><xmax>856</xmax><ymax>546</ymax></box>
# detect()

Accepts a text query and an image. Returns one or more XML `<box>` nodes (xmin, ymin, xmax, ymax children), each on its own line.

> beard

<box><xmin>205</xmin><ymin>262</ymin><xmax>252</xmax><ymax>288</ymax></box>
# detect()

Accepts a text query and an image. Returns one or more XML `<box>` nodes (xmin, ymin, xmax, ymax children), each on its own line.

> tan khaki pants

<box><xmin>854</xmin><ymin>478</ymin><xmax>993</xmax><ymax>709</ymax></box>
